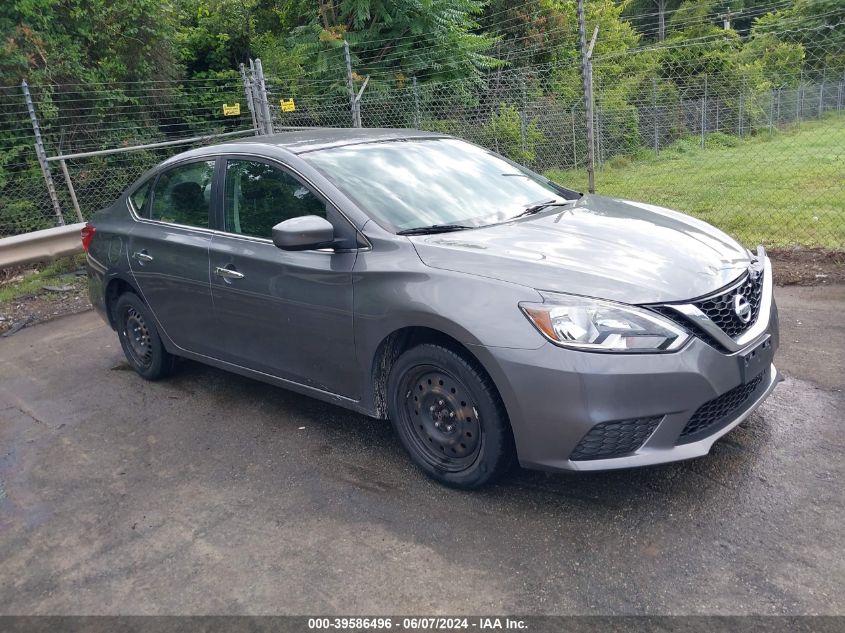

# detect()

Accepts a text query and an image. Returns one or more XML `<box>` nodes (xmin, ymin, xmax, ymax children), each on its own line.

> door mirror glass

<box><xmin>272</xmin><ymin>215</ymin><xmax>335</xmax><ymax>251</ymax></box>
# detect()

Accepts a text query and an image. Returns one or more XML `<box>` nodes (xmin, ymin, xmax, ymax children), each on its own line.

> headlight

<box><xmin>520</xmin><ymin>291</ymin><xmax>689</xmax><ymax>353</ymax></box>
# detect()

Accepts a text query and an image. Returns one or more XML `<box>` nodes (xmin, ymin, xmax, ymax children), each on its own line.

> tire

<box><xmin>114</xmin><ymin>292</ymin><xmax>176</xmax><ymax>381</ymax></box>
<box><xmin>387</xmin><ymin>343</ymin><xmax>515</xmax><ymax>489</ymax></box>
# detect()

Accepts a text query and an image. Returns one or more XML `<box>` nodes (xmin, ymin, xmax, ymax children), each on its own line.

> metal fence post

<box><xmin>769</xmin><ymin>89</ymin><xmax>775</xmax><ymax>133</ymax></box>
<box><xmin>818</xmin><ymin>66</ymin><xmax>826</xmax><ymax>118</ymax></box>
<box><xmin>595</xmin><ymin>100</ymin><xmax>604</xmax><ymax>169</ymax></box>
<box><xmin>253</xmin><ymin>59</ymin><xmax>274</xmax><ymax>134</ymax></box>
<box><xmin>412</xmin><ymin>76</ymin><xmax>421</xmax><ymax>128</ymax></box>
<box><xmin>738</xmin><ymin>76</ymin><xmax>745</xmax><ymax>137</ymax></box>
<box><xmin>343</xmin><ymin>41</ymin><xmax>361</xmax><ymax>128</ymax></box>
<box><xmin>716</xmin><ymin>98</ymin><xmax>720</xmax><ymax>132</ymax></box>
<box><xmin>701</xmin><ymin>74</ymin><xmax>707</xmax><ymax>148</ymax></box>
<box><xmin>58</xmin><ymin>160</ymin><xmax>84</xmax><ymax>222</ymax></box>
<box><xmin>652</xmin><ymin>77</ymin><xmax>659</xmax><ymax>154</ymax></box>
<box><xmin>21</xmin><ymin>80</ymin><xmax>65</xmax><ymax>226</ymax></box>
<box><xmin>248</xmin><ymin>60</ymin><xmax>264</xmax><ymax>133</ymax></box>
<box><xmin>240</xmin><ymin>63</ymin><xmax>260</xmax><ymax>135</ymax></box>
<box><xmin>578</xmin><ymin>0</ymin><xmax>596</xmax><ymax>193</ymax></box>
<box><xmin>797</xmin><ymin>67</ymin><xmax>802</xmax><ymax>124</ymax></box>
<box><xmin>519</xmin><ymin>74</ymin><xmax>527</xmax><ymax>156</ymax></box>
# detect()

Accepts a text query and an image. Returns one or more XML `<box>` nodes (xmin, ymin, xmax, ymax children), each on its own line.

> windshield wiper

<box><xmin>396</xmin><ymin>224</ymin><xmax>474</xmax><ymax>236</ymax></box>
<box><xmin>515</xmin><ymin>199</ymin><xmax>576</xmax><ymax>218</ymax></box>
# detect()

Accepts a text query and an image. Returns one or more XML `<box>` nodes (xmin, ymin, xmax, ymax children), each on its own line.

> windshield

<box><xmin>302</xmin><ymin>138</ymin><xmax>577</xmax><ymax>232</ymax></box>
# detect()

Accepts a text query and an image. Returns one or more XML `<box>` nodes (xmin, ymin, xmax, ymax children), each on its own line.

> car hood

<box><xmin>410</xmin><ymin>195</ymin><xmax>753</xmax><ymax>304</ymax></box>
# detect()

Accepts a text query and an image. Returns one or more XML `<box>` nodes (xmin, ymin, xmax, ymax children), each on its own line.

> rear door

<box><xmin>127</xmin><ymin>159</ymin><xmax>218</xmax><ymax>355</ymax></box>
<box><xmin>207</xmin><ymin>157</ymin><xmax>359</xmax><ymax>397</ymax></box>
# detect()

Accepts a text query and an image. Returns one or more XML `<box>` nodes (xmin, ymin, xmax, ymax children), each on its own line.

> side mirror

<box><xmin>272</xmin><ymin>215</ymin><xmax>335</xmax><ymax>251</ymax></box>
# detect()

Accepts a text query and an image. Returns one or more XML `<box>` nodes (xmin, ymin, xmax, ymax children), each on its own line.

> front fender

<box><xmin>351</xmin><ymin>235</ymin><xmax>545</xmax><ymax>415</ymax></box>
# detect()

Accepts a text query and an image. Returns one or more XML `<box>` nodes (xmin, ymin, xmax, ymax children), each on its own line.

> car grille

<box><xmin>649</xmin><ymin>269</ymin><xmax>765</xmax><ymax>350</ymax></box>
<box><xmin>676</xmin><ymin>371</ymin><xmax>767</xmax><ymax>444</ymax></box>
<box><xmin>692</xmin><ymin>271</ymin><xmax>764</xmax><ymax>339</ymax></box>
<box><xmin>570</xmin><ymin>416</ymin><xmax>662</xmax><ymax>461</ymax></box>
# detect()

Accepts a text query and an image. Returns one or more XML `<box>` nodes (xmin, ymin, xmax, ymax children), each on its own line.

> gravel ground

<box><xmin>0</xmin><ymin>285</ymin><xmax>842</xmax><ymax>615</ymax></box>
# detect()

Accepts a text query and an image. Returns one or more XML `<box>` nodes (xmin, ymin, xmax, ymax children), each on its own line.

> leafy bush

<box><xmin>480</xmin><ymin>104</ymin><xmax>546</xmax><ymax>165</ymax></box>
<box><xmin>608</xmin><ymin>155</ymin><xmax>632</xmax><ymax>169</ymax></box>
<box><xmin>705</xmin><ymin>132</ymin><xmax>742</xmax><ymax>148</ymax></box>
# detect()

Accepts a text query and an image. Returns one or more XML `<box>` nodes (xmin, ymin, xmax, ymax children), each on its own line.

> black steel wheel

<box><xmin>387</xmin><ymin>344</ymin><xmax>515</xmax><ymax>488</ymax></box>
<box><xmin>115</xmin><ymin>292</ymin><xmax>176</xmax><ymax>381</ymax></box>
<box><xmin>123</xmin><ymin>305</ymin><xmax>154</xmax><ymax>369</ymax></box>
<box><xmin>400</xmin><ymin>365</ymin><xmax>482</xmax><ymax>472</ymax></box>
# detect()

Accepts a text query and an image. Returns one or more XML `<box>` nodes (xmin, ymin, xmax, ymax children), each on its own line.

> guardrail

<box><xmin>0</xmin><ymin>222</ymin><xmax>85</xmax><ymax>268</ymax></box>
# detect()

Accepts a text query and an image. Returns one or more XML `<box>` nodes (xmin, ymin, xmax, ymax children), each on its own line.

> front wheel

<box><xmin>115</xmin><ymin>292</ymin><xmax>176</xmax><ymax>381</ymax></box>
<box><xmin>387</xmin><ymin>344</ymin><xmax>514</xmax><ymax>488</ymax></box>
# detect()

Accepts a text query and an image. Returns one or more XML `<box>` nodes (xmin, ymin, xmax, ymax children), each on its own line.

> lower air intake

<box><xmin>570</xmin><ymin>416</ymin><xmax>662</xmax><ymax>461</ymax></box>
<box><xmin>677</xmin><ymin>371</ymin><xmax>767</xmax><ymax>444</ymax></box>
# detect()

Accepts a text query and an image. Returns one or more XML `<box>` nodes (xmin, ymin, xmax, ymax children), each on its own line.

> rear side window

<box><xmin>223</xmin><ymin>159</ymin><xmax>326</xmax><ymax>239</ymax></box>
<box><xmin>150</xmin><ymin>160</ymin><xmax>215</xmax><ymax>228</ymax></box>
<box><xmin>130</xmin><ymin>180</ymin><xmax>152</xmax><ymax>214</ymax></box>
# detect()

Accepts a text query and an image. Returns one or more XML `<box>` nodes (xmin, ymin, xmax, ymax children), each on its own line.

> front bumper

<box><xmin>470</xmin><ymin>300</ymin><xmax>781</xmax><ymax>473</ymax></box>
<box><xmin>560</xmin><ymin>363</ymin><xmax>780</xmax><ymax>471</ymax></box>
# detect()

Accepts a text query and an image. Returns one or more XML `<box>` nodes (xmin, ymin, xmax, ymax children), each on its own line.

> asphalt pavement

<box><xmin>0</xmin><ymin>285</ymin><xmax>842</xmax><ymax>615</ymax></box>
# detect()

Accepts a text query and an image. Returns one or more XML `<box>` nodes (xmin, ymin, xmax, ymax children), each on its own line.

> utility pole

<box><xmin>718</xmin><ymin>6</ymin><xmax>735</xmax><ymax>30</ymax></box>
<box><xmin>657</xmin><ymin>0</ymin><xmax>667</xmax><ymax>42</ymax></box>
<box><xmin>578</xmin><ymin>0</ymin><xmax>597</xmax><ymax>194</ymax></box>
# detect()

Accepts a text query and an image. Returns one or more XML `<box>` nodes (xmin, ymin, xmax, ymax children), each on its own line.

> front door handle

<box><xmin>133</xmin><ymin>251</ymin><xmax>154</xmax><ymax>263</ymax></box>
<box><xmin>215</xmin><ymin>266</ymin><xmax>245</xmax><ymax>280</ymax></box>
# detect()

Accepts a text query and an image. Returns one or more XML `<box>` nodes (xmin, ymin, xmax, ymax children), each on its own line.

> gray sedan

<box><xmin>84</xmin><ymin>129</ymin><xmax>780</xmax><ymax>488</ymax></box>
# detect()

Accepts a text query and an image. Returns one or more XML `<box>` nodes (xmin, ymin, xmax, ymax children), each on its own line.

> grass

<box><xmin>0</xmin><ymin>255</ymin><xmax>86</xmax><ymax>304</ymax></box>
<box><xmin>544</xmin><ymin>114</ymin><xmax>845</xmax><ymax>249</ymax></box>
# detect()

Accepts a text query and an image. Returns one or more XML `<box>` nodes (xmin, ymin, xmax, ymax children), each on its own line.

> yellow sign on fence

<box><xmin>280</xmin><ymin>98</ymin><xmax>296</xmax><ymax>112</ymax></box>
<box><xmin>222</xmin><ymin>103</ymin><xmax>241</xmax><ymax>116</ymax></box>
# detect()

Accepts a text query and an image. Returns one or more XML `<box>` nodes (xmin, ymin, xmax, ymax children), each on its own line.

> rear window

<box><xmin>150</xmin><ymin>160</ymin><xmax>215</xmax><ymax>228</ymax></box>
<box><xmin>130</xmin><ymin>180</ymin><xmax>152</xmax><ymax>214</ymax></box>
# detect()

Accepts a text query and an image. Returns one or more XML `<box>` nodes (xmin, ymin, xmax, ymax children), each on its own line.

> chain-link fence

<box><xmin>1</xmin><ymin>18</ymin><xmax>843</xmax><ymax>251</ymax></box>
<box><xmin>0</xmin><ymin>75</ymin><xmax>257</xmax><ymax>237</ymax></box>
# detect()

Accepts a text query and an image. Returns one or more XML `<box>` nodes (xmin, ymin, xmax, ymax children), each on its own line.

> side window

<box><xmin>130</xmin><ymin>179</ymin><xmax>152</xmax><ymax>215</ymax></box>
<box><xmin>150</xmin><ymin>160</ymin><xmax>215</xmax><ymax>228</ymax></box>
<box><xmin>224</xmin><ymin>159</ymin><xmax>326</xmax><ymax>239</ymax></box>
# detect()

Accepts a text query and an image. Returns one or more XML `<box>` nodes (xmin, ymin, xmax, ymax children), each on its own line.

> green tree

<box><xmin>753</xmin><ymin>0</ymin><xmax>845</xmax><ymax>72</ymax></box>
<box><xmin>0</xmin><ymin>0</ymin><xmax>182</xmax><ymax>233</ymax></box>
<box><xmin>623</xmin><ymin>0</ymin><xmax>683</xmax><ymax>42</ymax></box>
<box><xmin>480</xmin><ymin>0</ymin><xmax>572</xmax><ymax>67</ymax></box>
<box><xmin>1</xmin><ymin>0</ymin><xmax>178</xmax><ymax>85</ymax></box>
<box><xmin>266</xmin><ymin>0</ymin><xmax>501</xmax><ymax>93</ymax></box>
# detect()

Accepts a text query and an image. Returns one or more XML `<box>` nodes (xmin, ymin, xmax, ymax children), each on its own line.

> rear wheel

<box><xmin>387</xmin><ymin>344</ymin><xmax>514</xmax><ymax>488</ymax></box>
<box><xmin>115</xmin><ymin>292</ymin><xmax>176</xmax><ymax>380</ymax></box>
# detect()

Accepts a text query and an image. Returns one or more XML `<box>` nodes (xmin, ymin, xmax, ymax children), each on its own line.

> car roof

<box><xmin>221</xmin><ymin>127</ymin><xmax>446</xmax><ymax>154</ymax></box>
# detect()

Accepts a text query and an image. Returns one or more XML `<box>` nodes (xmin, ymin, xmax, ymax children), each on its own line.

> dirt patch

<box><xmin>0</xmin><ymin>265</ymin><xmax>90</xmax><ymax>336</ymax></box>
<box><xmin>769</xmin><ymin>248</ymin><xmax>845</xmax><ymax>286</ymax></box>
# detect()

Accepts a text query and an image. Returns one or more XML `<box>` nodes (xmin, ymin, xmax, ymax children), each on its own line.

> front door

<box><xmin>208</xmin><ymin>158</ymin><xmax>358</xmax><ymax>398</ymax></box>
<box><xmin>127</xmin><ymin>159</ymin><xmax>217</xmax><ymax>355</ymax></box>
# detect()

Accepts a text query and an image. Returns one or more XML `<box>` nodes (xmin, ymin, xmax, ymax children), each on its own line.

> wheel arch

<box><xmin>104</xmin><ymin>274</ymin><xmax>143</xmax><ymax>329</ymax></box>
<box><xmin>368</xmin><ymin>326</ymin><xmax>503</xmax><ymax>420</ymax></box>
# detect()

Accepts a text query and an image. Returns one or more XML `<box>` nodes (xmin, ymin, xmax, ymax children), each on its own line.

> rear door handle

<box><xmin>133</xmin><ymin>251</ymin><xmax>153</xmax><ymax>263</ymax></box>
<box><xmin>215</xmin><ymin>266</ymin><xmax>245</xmax><ymax>280</ymax></box>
